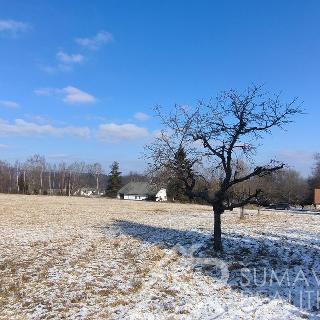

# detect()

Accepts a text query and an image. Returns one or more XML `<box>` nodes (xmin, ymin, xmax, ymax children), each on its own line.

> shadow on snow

<box><xmin>105</xmin><ymin>219</ymin><xmax>320</xmax><ymax>317</ymax></box>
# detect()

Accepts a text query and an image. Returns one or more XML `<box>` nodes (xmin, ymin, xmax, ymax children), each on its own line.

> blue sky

<box><xmin>0</xmin><ymin>0</ymin><xmax>319</xmax><ymax>175</ymax></box>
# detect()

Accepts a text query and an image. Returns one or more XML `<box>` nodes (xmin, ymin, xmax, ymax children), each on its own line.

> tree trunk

<box><xmin>23</xmin><ymin>170</ymin><xmax>26</xmax><ymax>194</ymax></box>
<box><xmin>185</xmin><ymin>185</ymin><xmax>194</xmax><ymax>203</ymax></box>
<box><xmin>8</xmin><ymin>169</ymin><xmax>12</xmax><ymax>193</ymax></box>
<box><xmin>213</xmin><ymin>207</ymin><xmax>223</xmax><ymax>251</ymax></box>
<box><xmin>16</xmin><ymin>165</ymin><xmax>19</xmax><ymax>193</ymax></box>
<box><xmin>240</xmin><ymin>206</ymin><xmax>245</xmax><ymax>219</ymax></box>
<box><xmin>40</xmin><ymin>169</ymin><xmax>43</xmax><ymax>195</ymax></box>
<box><xmin>68</xmin><ymin>171</ymin><xmax>71</xmax><ymax>197</ymax></box>
<box><xmin>48</xmin><ymin>172</ymin><xmax>51</xmax><ymax>195</ymax></box>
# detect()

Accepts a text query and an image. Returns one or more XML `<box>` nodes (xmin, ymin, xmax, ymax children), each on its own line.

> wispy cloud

<box><xmin>56</xmin><ymin>51</ymin><xmax>84</xmax><ymax>64</ymax></box>
<box><xmin>75</xmin><ymin>31</ymin><xmax>113</xmax><ymax>50</ymax></box>
<box><xmin>84</xmin><ymin>114</ymin><xmax>107</xmax><ymax>122</ymax></box>
<box><xmin>97</xmin><ymin>123</ymin><xmax>149</xmax><ymax>143</ymax></box>
<box><xmin>62</xmin><ymin>86</ymin><xmax>96</xmax><ymax>104</ymax></box>
<box><xmin>134</xmin><ymin>112</ymin><xmax>150</xmax><ymax>121</ymax></box>
<box><xmin>0</xmin><ymin>143</ymin><xmax>8</xmax><ymax>149</ymax></box>
<box><xmin>23</xmin><ymin>114</ymin><xmax>53</xmax><ymax>125</ymax></box>
<box><xmin>35</xmin><ymin>86</ymin><xmax>97</xmax><ymax>105</ymax></box>
<box><xmin>40</xmin><ymin>31</ymin><xmax>111</xmax><ymax>74</ymax></box>
<box><xmin>40</xmin><ymin>64</ymin><xmax>73</xmax><ymax>74</ymax></box>
<box><xmin>39</xmin><ymin>65</ymin><xmax>58</xmax><ymax>74</ymax></box>
<box><xmin>0</xmin><ymin>119</ymin><xmax>90</xmax><ymax>139</ymax></box>
<box><xmin>40</xmin><ymin>51</ymin><xmax>84</xmax><ymax>74</ymax></box>
<box><xmin>0</xmin><ymin>100</ymin><xmax>20</xmax><ymax>109</ymax></box>
<box><xmin>34</xmin><ymin>88</ymin><xmax>55</xmax><ymax>96</ymax></box>
<box><xmin>0</xmin><ymin>19</ymin><xmax>29</xmax><ymax>35</ymax></box>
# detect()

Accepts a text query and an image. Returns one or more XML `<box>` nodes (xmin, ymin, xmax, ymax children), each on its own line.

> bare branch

<box><xmin>224</xmin><ymin>189</ymin><xmax>262</xmax><ymax>211</ymax></box>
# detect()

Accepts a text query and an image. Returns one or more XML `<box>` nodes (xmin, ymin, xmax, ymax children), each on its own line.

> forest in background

<box><xmin>0</xmin><ymin>153</ymin><xmax>319</xmax><ymax>206</ymax></box>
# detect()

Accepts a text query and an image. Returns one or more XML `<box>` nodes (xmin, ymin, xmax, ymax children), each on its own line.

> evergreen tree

<box><xmin>172</xmin><ymin>147</ymin><xmax>196</xmax><ymax>201</ymax></box>
<box><xmin>105</xmin><ymin>162</ymin><xmax>122</xmax><ymax>197</ymax></box>
<box><xmin>167</xmin><ymin>178</ymin><xmax>189</xmax><ymax>202</ymax></box>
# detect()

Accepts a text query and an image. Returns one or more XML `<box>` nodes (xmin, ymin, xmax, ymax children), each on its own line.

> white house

<box><xmin>117</xmin><ymin>182</ymin><xmax>167</xmax><ymax>201</ymax></box>
<box><xmin>73</xmin><ymin>187</ymin><xmax>103</xmax><ymax>197</ymax></box>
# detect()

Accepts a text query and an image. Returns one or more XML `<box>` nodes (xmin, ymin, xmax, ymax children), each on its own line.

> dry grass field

<box><xmin>0</xmin><ymin>194</ymin><xmax>320</xmax><ymax>319</ymax></box>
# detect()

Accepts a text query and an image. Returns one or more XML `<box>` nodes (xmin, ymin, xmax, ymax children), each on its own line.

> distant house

<box><xmin>117</xmin><ymin>182</ymin><xmax>167</xmax><ymax>201</ymax></box>
<box><xmin>74</xmin><ymin>187</ymin><xmax>103</xmax><ymax>197</ymax></box>
<box><xmin>315</xmin><ymin>189</ymin><xmax>320</xmax><ymax>208</ymax></box>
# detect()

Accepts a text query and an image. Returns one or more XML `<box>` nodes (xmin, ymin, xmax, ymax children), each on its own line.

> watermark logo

<box><xmin>174</xmin><ymin>243</ymin><xmax>230</xmax><ymax>284</ymax></box>
<box><xmin>172</xmin><ymin>243</ymin><xmax>320</xmax><ymax>314</ymax></box>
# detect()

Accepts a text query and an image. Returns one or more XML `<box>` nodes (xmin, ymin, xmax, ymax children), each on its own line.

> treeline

<box><xmin>153</xmin><ymin>153</ymin><xmax>320</xmax><ymax>207</ymax></box>
<box><xmin>161</xmin><ymin>167</ymin><xmax>309</xmax><ymax>206</ymax></box>
<box><xmin>0</xmin><ymin>153</ymin><xmax>319</xmax><ymax>205</ymax></box>
<box><xmin>0</xmin><ymin>154</ymin><xmax>147</xmax><ymax>196</ymax></box>
<box><xmin>260</xmin><ymin>154</ymin><xmax>320</xmax><ymax>205</ymax></box>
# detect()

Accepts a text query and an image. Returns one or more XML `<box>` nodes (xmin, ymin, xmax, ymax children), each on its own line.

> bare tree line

<box><xmin>0</xmin><ymin>155</ymin><xmax>104</xmax><ymax>196</ymax></box>
<box><xmin>0</xmin><ymin>155</ymin><xmax>151</xmax><ymax>196</ymax></box>
<box><xmin>0</xmin><ymin>152</ymin><xmax>314</xmax><ymax>204</ymax></box>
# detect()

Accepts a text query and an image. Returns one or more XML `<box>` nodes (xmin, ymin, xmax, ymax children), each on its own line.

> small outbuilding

<box><xmin>117</xmin><ymin>182</ymin><xmax>167</xmax><ymax>201</ymax></box>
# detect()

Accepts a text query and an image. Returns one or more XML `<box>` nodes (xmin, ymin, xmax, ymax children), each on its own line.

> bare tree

<box><xmin>0</xmin><ymin>161</ymin><xmax>11</xmax><ymax>193</ymax></box>
<box><xmin>144</xmin><ymin>109</ymin><xmax>203</xmax><ymax>201</ymax></box>
<box><xmin>257</xmin><ymin>168</ymin><xmax>308</xmax><ymax>205</ymax></box>
<box><xmin>149</xmin><ymin>85</ymin><xmax>302</xmax><ymax>251</ymax></box>
<box><xmin>90</xmin><ymin>162</ymin><xmax>103</xmax><ymax>193</ymax></box>
<box><xmin>15</xmin><ymin>161</ymin><xmax>20</xmax><ymax>193</ymax></box>
<box><xmin>308</xmin><ymin>153</ymin><xmax>320</xmax><ymax>203</ymax></box>
<box><xmin>57</xmin><ymin>162</ymin><xmax>67</xmax><ymax>195</ymax></box>
<box><xmin>48</xmin><ymin>165</ymin><xmax>52</xmax><ymax>195</ymax></box>
<box><xmin>24</xmin><ymin>154</ymin><xmax>46</xmax><ymax>194</ymax></box>
<box><xmin>68</xmin><ymin>161</ymin><xmax>87</xmax><ymax>195</ymax></box>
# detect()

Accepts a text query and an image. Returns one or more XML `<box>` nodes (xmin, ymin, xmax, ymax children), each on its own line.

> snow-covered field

<box><xmin>0</xmin><ymin>194</ymin><xmax>319</xmax><ymax>319</ymax></box>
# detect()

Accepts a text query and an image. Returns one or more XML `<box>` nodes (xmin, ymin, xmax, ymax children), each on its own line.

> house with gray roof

<box><xmin>117</xmin><ymin>182</ymin><xmax>167</xmax><ymax>201</ymax></box>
